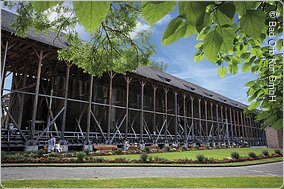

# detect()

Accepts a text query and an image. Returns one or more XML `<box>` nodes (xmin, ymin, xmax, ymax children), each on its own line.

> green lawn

<box><xmin>104</xmin><ymin>148</ymin><xmax>278</xmax><ymax>160</ymax></box>
<box><xmin>2</xmin><ymin>176</ymin><xmax>282</xmax><ymax>188</ymax></box>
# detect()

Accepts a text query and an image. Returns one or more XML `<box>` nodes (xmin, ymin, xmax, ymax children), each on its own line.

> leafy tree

<box><xmin>5</xmin><ymin>1</ymin><xmax>155</xmax><ymax>76</ymax></box>
<box><xmin>141</xmin><ymin>1</ymin><xmax>283</xmax><ymax>130</ymax></box>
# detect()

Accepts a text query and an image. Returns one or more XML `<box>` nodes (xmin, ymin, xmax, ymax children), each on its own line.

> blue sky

<box><xmin>136</xmin><ymin>9</ymin><xmax>256</xmax><ymax>105</ymax></box>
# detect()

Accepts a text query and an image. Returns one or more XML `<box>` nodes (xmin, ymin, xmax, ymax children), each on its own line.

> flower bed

<box><xmin>1</xmin><ymin>152</ymin><xmax>282</xmax><ymax>164</ymax></box>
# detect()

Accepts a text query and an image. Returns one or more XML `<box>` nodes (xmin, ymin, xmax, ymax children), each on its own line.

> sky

<box><xmin>146</xmin><ymin>11</ymin><xmax>257</xmax><ymax>106</ymax></box>
<box><xmin>2</xmin><ymin>5</ymin><xmax>257</xmax><ymax>105</ymax></box>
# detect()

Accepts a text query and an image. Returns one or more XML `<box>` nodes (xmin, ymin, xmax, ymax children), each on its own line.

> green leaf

<box><xmin>251</xmin><ymin>65</ymin><xmax>259</xmax><ymax>73</ymax></box>
<box><xmin>217</xmin><ymin>67</ymin><xmax>228</xmax><ymax>78</ymax></box>
<box><xmin>216</xmin><ymin>26</ymin><xmax>235</xmax><ymax>52</ymax></box>
<box><xmin>142</xmin><ymin>2</ymin><xmax>176</xmax><ymax>25</ymax></box>
<box><xmin>234</xmin><ymin>2</ymin><xmax>258</xmax><ymax>16</ymax></box>
<box><xmin>232</xmin><ymin>56</ymin><xmax>242</xmax><ymax>64</ymax></box>
<box><xmin>240</xmin><ymin>10</ymin><xmax>266</xmax><ymax>40</ymax></box>
<box><xmin>229</xmin><ymin>63</ymin><xmax>238</xmax><ymax>74</ymax></box>
<box><xmin>256</xmin><ymin>111</ymin><xmax>270</xmax><ymax>121</ymax></box>
<box><xmin>248</xmin><ymin>92</ymin><xmax>257</xmax><ymax>102</ymax></box>
<box><xmin>276</xmin><ymin>39</ymin><xmax>283</xmax><ymax>51</ymax></box>
<box><xmin>203</xmin><ymin>29</ymin><xmax>223</xmax><ymax>62</ymax></box>
<box><xmin>31</xmin><ymin>1</ymin><xmax>60</xmax><ymax>12</ymax></box>
<box><xmin>184</xmin><ymin>23</ymin><xmax>197</xmax><ymax>38</ymax></box>
<box><xmin>194</xmin><ymin>53</ymin><xmax>204</xmax><ymax>63</ymax></box>
<box><xmin>248</xmin><ymin>100</ymin><xmax>261</xmax><ymax>110</ymax></box>
<box><xmin>250</xmin><ymin>46</ymin><xmax>262</xmax><ymax>56</ymax></box>
<box><xmin>73</xmin><ymin>1</ymin><xmax>110</xmax><ymax>33</ymax></box>
<box><xmin>242</xmin><ymin>62</ymin><xmax>252</xmax><ymax>72</ymax></box>
<box><xmin>245</xmin><ymin>80</ymin><xmax>255</xmax><ymax>87</ymax></box>
<box><xmin>179</xmin><ymin>2</ymin><xmax>210</xmax><ymax>32</ymax></box>
<box><xmin>240</xmin><ymin>52</ymin><xmax>251</xmax><ymax>59</ymax></box>
<box><xmin>162</xmin><ymin>17</ymin><xmax>187</xmax><ymax>46</ymax></box>
<box><xmin>214</xmin><ymin>3</ymin><xmax>235</xmax><ymax>26</ymax></box>
<box><xmin>272</xmin><ymin>118</ymin><xmax>283</xmax><ymax>130</ymax></box>
<box><xmin>195</xmin><ymin>42</ymin><xmax>203</xmax><ymax>49</ymax></box>
<box><xmin>219</xmin><ymin>2</ymin><xmax>236</xmax><ymax>19</ymax></box>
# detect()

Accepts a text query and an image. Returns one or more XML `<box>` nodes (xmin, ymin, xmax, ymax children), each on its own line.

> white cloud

<box><xmin>129</xmin><ymin>21</ymin><xmax>152</xmax><ymax>39</ymax></box>
<box><xmin>155</xmin><ymin>15</ymin><xmax>172</xmax><ymax>25</ymax></box>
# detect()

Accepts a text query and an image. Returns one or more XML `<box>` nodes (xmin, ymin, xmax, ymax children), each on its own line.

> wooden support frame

<box><xmin>124</xmin><ymin>76</ymin><xmax>132</xmax><ymax>141</ymax></box>
<box><xmin>60</xmin><ymin>62</ymin><xmax>72</xmax><ymax>141</ymax></box>
<box><xmin>174</xmin><ymin>91</ymin><xmax>178</xmax><ymax>144</ymax></box>
<box><xmin>140</xmin><ymin>80</ymin><xmax>146</xmax><ymax>144</ymax></box>
<box><xmin>86</xmin><ymin>75</ymin><xmax>93</xmax><ymax>144</ymax></box>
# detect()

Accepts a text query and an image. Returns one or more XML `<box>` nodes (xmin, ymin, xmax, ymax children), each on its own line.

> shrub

<box><xmin>196</xmin><ymin>154</ymin><xmax>205</xmax><ymax>162</ymax></box>
<box><xmin>205</xmin><ymin>146</ymin><xmax>210</xmax><ymax>149</ymax></box>
<box><xmin>112</xmin><ymin>149</ymin><xmax>123</xmax><ymax>155</ymax></box>
<box><xmin>164</xmin><ymin>146</ymin><xmax>171</xmax><ymax>152</ymax></box>
<box><xmin>148</xmin><ymin>155</ymin><xmax>153</xmax><ymax>162</ymax></box>
<box><xmin>248</xmin><ymin>152</ymin><xmax>257</xmax><ymax>158</ymax></box>
<box><xmin>76</xmin><ymin>152</ymin><xmax>85</xmax><ymax>161</ymax></box>
<box><xmin>262</xmin><ymin>150</ymin><xmax>269</xmax><ymax>156</ymax></box>
<box><xmin>140</xmin><ymin>153</ymin><xmax>148</xmax><ymax>162</ymax></box>
<box><xmin>231</xmin><ymin>152</ymin><xmax>240</xmax><ymax>159</ymax></box>
<box><xmin>84</xmin><ymin>149</ymin><xmax>90</xmax><ymax>155</ymax></box>
<box><xmin>275</xmin><ymin>150</ymin><xmax>282</xmax><ymax>155</ymax></box>
<box><xmin>215</xmin><ymin>145</ymin><xmax>221</xmax><ymax>149</ymax></box>
<box><xmin>143</xmin><ymin>147</ymin><xmax>151</xmax><ymax>153</ymax></box>
<box><xmin>37</xmin><ymin>149</ymin><xmax>46</xmax><ymax>157</ymax></box>
<box><xmin>92</xmin><ymin>157</ymin><xmax>104</xmax><ymax>163</ymax></box>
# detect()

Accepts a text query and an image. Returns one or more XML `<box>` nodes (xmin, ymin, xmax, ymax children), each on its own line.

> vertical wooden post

<box><xmin>220</xmin><ymin>106</ymin><xmax>224</xmax><ymax>142</ymax></box>
<box><xmin>31</xmin><ymin>50</ymin><xmax>43</xmax><ymax>140</ymax></box>
<box><xmin>124</xmin><ymin>76</ymin><xmax>131</xmax><ymax>141</ymax></box>
<box><xmin>204</xmin><ymin>100</ymin><xmax>208</xmax><ymax>139</ymax></box>
<box><xmin>86</xmin><ymin>75</ymin><xmax>93</xmax><ymax>144</ymax></box>
<box><xmin>61</xmin><ymin>63</ymin><xmax>71</xmax><ymax>140</ymax></box>
<box><xmin>210</xmin><ymin>103</ymin><xmax>214</xmax><ymax>144</ymax></box>
<box><xmin>233</xmin><ymin>109</ymin><xmax>237</xmax><ymax>137</ymax></box>
<box><xmin>225</xmin><ymin>107</ymin><xmax>229</xmax><ymax>144</ymax></box>
<box><xmin>216</xmin><ymin>104</ymin><xmax>220</xmax><ymax>143</ymax></box>
<box><xmin>190</xmin><ymin>96</ymin><xmax>194</xmax><ymax>140</ymax></box>
<box><xmin>249</xmin><ymin>117</ymin><xmax>254</xmax><ymax>144</ymax></box>
<box><xmin>183</xmin><ymin>94</ymin><xmax>187</xmax><ymax>145</ymax></box>
<box><xmin>140</xmin><ymin>81</ymin><xmax>146</xmax><ymax>144</ymax></box>
<box><xmin>107</xmin><ymin>71</ymin><xmax>115</xmax><ymax>144</ymax></box>
<box><xmin>240</xmin><ymin>111</ymin><xmax>245</xmax><ymax>139</ymax></box>
<box><xmin>164</xmin><ymin>88</ymin><xmax>168</xmax><ymax>143</ymax></box>
<box><xmin>174</xmin><ymin>91</ymin><xmax>178</xmax><ymax>144</ymax></box>
<box><xmin>229</xmin><ymin>108</ymin><xmax>233</xmax><ymax>140</ymax></box>
<box><xmin>198</xmin><ymin>99</ymin><xmax>202</xmax><ymax>137</ymax></box>
<box><xmin>153</xmin><ymin>84</ymin><xmax>157</xmax><ymax>143</ymax></box>
<box><xmin>17</xmin><ymin>66</ymin><xmax>28</xmax><ymax>130</ymax></box>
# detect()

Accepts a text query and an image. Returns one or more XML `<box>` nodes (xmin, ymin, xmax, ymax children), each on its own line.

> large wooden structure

<box><xmin>1</xmin><ymin>10</ymin><xmax>266</xmax><ymax>150</ymax></box>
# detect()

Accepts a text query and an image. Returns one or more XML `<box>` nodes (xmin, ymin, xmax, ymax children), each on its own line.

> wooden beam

<box><xmin>60</xmin><ymin>63</ymin><xmax>71</xmax><ymax>140</ymax></box>
<box><xmin>140</xmin><ymin>80</ymin><xmax>146</xmax><ymax>144</ymax></box>
<box><xmin>31</xmin><ymin>50</ymin><xmax>43</xmax><ymax>141</ymax></box>
<box><xmin>124</xmin><ymin>76</ymin><xmax>131</xmax><ymax>141</ymax></box>
<box><xmin>107</xmin><ymin>71</ymin><xmax>115</xmax><ymax>144</ymax></box>
<box><xmin>86</xmin><ymin>75</ymin><xmax>93</xmax><ymax>144</ymax></box>
<box><xmin>183</xmin><ymin>94</ymin><xmax>187</xmax><ymax>145</ymax></box>
<box><xmin>174</xmin><ymin>91</ymin><xmax>178</xmax><ymax>143</ymax></box>
<box><xmin>164</xmin><ymin>87</ymin><xmax>168</xmax><ymax>143</ymax></box>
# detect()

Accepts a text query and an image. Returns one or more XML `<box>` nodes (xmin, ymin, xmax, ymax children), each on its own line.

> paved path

<box><xmin>2</xmin><ymin>162</ymin><xmax>283</xmax><ymax>180</ymax></box>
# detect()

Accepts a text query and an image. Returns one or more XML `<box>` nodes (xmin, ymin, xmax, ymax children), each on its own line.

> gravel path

<box><xmin>1</xmin><ymin>162</ymin><xmax>283</xmax><ymax>180</ymax></box>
